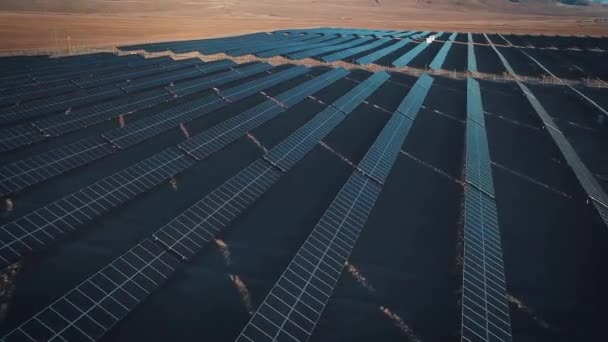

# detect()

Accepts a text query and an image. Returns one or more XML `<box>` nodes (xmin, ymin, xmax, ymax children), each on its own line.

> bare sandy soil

<box><xmin>0</xmin><ymin>0</ymin><xmax>607</xmax><ymax>53</ymax></box>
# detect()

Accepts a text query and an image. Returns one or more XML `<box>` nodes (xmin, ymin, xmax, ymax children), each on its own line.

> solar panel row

<box><xmin>0</xmin><ymin>137</ymin><xmax>115</xmax><ymax>197</ymax></box>
<box><xmin>468</xmin><ymin>34</ymin><xmax>478</xmax><ymax>72</ymax></box>
<box><xmin>355</xmin><ymin>38</ymin><xmax>411</xmax><ymax>65</ymax></box>
<box><xmin>1</xmin><ymin>85</ymin><xmax>125</xmax><ymax>125</ymax></box>
<box><xmin>330</xmin><ymin>71</ymin><xmax>390</xmax><ymax>114</ymax></box>
<box><xmin>266</xmin><ymin>72</ymin><xmax>390</xmax><ymax>171</ymax></box>
<box><xmin>256</xmin><ymin>35</ymin><xmax>352</xmax><ymax>59</ymax></box>
<box><xmin>169</xmin><ymin>62</ymin><xmax>272</xmax><ymax>97</ymax></box>
<box><xmin>359</xmin><ymin>75</ymin><xmax>434</xmax><ymax>184</ymax></box>
<box><xmin>3</xmin><ymin>239</ymin><xmax>181</xmax><ymax>342</ymax></box>
<box><xmin>461</xmin><ymin>77</ymin><xmax>512</xmax><ymax>342</ymax></box>
<box><xmin>465</xmin><ymin>79</ymin><xmax>494</xmax><ymax>195</ymax></box>
<box><xmin>321</xmin><ymin>38</ymin><xmax>390</xmax><ymax>63</ymax></box>
<box><xmin>0</xmin><ymin>147</ymin><xmax>194</xmax><ymax>270</ymax></box>
<box><xmin>287</xmin><ymin>36</ymin><xmax>373</xmax><ymax>60</ymax></box>
<box><xmin>0</xmin><ymin>124</ymin><xmax>46</xmax><ymax>153</ymax></box>
<box><xmin>430</xmin><ymin>32</ymin><xmax>458</xmax><ymax>70</ymax></box>
<box><xmin>227</xmin><ymin>33</ymin><xmax>320</xmax><ymax>56</ymax></box>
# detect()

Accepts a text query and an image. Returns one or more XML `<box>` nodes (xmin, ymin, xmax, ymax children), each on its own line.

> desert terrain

<box><xmin>0</xmin><ymin>0</ymin><xmax>607</xmax><ymax>53</ymax></box>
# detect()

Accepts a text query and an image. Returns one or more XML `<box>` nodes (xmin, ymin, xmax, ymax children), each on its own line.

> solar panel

<box><xmin>34</xmin><ymin>87</ymin><xmax>174</xmax><ymax>137</ymax></box>
<box><xmin>466</xmin><ymin>78</ymin><xmax>494</xmax><ymax>196</ymax></box>
<box><xmin>409</xmin><ymin>31</ymin><xmax>431</xmax><ymax>40</ymax></box>
<box><xmin>227</xmin><ymin>34</ymin><xmax>319</xmax><ymax>56</ymax></box>
<box><xmin>287</xmin><ymin>36</ymin><xmax>374</xmax><ymax>60</ymax></box>
<box><xmin>0</xmin><ymin>80</ymin><xmax>79</xmax><ymax>107</ymax></box>
<box><xmin>119</xmin><ymin>66</ymin><xmax>202</xmax><ymax>93</ymax></box>
<box><xmin>461</xmin><ymin>77</ymin><xmax>512</xmax><ymax>342</ymax></box>
<box><xmin>153</xmin><ymin>159</ymin><xmax>281</xmax><ymax>260</ymax></box>
<box><xmin>179</xmin><ymin>68</ymin><xmax>348</xmax><ymax>160</ymax></box>
<box><xmin>0</xmin><ymin>85</ymin><xmax>125</xmax><ymax>125</ymax></box>
<box><xmin>121</xmin><ymin>60</ymin><xmax>236</xmax><ymax>93</ymax></box>
<box><xmin>236</xmin><ymin>171</ymin><xmax>382</xmax><ymax>342</ymax></box>
<box><xmin>0</xmin><ymin>124</ymin><xmax>45</xmax><ymax>153</ymax></box>
<box><xmin>429</xmin><ymin>32</ymin><xmax>458</xmax><ymax>70</ymax></box>
<box><xmin>0</xmin><ymin>137</ymin><xmax>114</xmax><ymax>196</ymax></box>
<box><xmin>179</xmin><ymin>101</ymin><xmax>285</xmax><ymax>160</ymax></box>
<box><xmin>395</xmin><ymin>73</ymin><xmax>434</xmax><ymax>118</ymax></box>
<box><xmin>256</xmin><ymin>35</ymin><xmax>352</xmax><ymax>58</ymax></box>
<box><xmin>392</xmin><ymin>31</ymin><xmax>416</xmax><ymax>39</ymax></box>
<box><xmin>392</xmin><ymin>36</ymin><xmax>439</xmax><ymax>67</ymax></box>
<box><xmin>2</xmin><ymin>239</ymin><xmax>180</xmax><ymax>342</ymax></box>
<box><xmin>355</xmin><ymin>38</ymin><xmax>411</xmax><ymax>65</ymax></box>
<box><xmin>266</xmin><ymin>72</ymin><xmax>390</xmax><ymax>171</ymax></box>
<box><xmin>461</xmin><ymin>187</ymin><xmax>512</xmax><ymax>342</ymax></box>
<box><xmin>219</xmin><ymin>65</ymin><xmax>309</xmax><ymax>102</ymax></box>
<box><xmin>520</xmin><ymin>83</ymin><xmax>608</xmax><ymax>224</ymax></box>
<box><xmin>73</xmin><ymin>63</ymin><xmax>165</xmax><ymax>89</ymax></box>
<box><xmin>0</xmin><ymin>147</ymin><xmax>194</xmax><ymax>269</ymax></box>
<box><xmin>320</xmin><ymin>38</ymin><xmax>390</xmax><ymax>62</ymax></box>
<box><xmin>273</xmin><ymin>67</ymin><xmax>349</xmax><ymax>107</ymax></box>
<box><xmin>102</xmin><ymin>94</ymin><xmax>225</xmax><ymax>149</ymax></box>
<box><xmin>169</xmin><ymin>62</ymin><xmax>273</xmax><ymax>97</ymax></box>
<box><xmin>331</xmin><ymin>71</ymin><xmax>390</xmax><ymax>114</ymax></box>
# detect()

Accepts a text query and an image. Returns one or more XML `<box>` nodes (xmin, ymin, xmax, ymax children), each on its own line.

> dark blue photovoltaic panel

<box><xmin>429</xmin><ymin>32</ymin><xmax>457</xmax><ymax>70</ymax></box>
<box><xmin>0</xmin><ymin>80</ymin><xmax>79</xmax><ymax>107</ymax></box>
<box><xmin>0</xmin><ymin>85</ymin><xmax>124</xmax><ymax>125</ymax></box>
<box><xmin>287</xmin><ymin>36</ymin><xmax>374</xmax><ymax>60</ymax></box>
<box><xmin>119</xmin><ymin>66</ymin><xmax>202</xmax><ymax>93</ymax></box>
<box><xmin>219</xmin><ymin>65</ymin><xmax>309</xmax><ymax>102</ymax></box>
<box><xmin>227</xmin><ymin>34</ymin><xmax>319</xmax><ymax>56</ymax></box>
<box><xmin>264</xmin><ymin>106</ymin><xmax>344</xmax><ymax>172</ymax></box>
<box><xmin>34</xmin><ymin>88</ymin><xmax>174</xmax><ymax>137</ymax></box>
<box><xmin>331</xmin><ymin>71</ymin><xmax>390</xmax><ymax>114</ymax></box>
<box><xmin>179</xmin><ymin>67</ymin><xmax>348</xmax><ymax>160</ymax></box>
<box><xmin>153</xmin><ymin>159</ymin><xmax>281</xmax><ymax>260</ymax></box>
<box><xmin>321</xmin><ymin>38</ymin><xmax>390</xmax><ymax>62</ymax></box>
<box><xmin>395</xmin><ymin>73</ymin><xmax>434</xmax><ymax>118</ymax></box>
<box><xmin>236</xmin><ymin>171</ymin><xmax>382</xmax><ymax>342</ymax></box>
<box><xmin>256</xmin><ymin>35</ymin><xmax>351</xmax><ymax>58</ymax></box>
<box><xmin>179</xmin><ymin>101</ymin><xmax>285</xmax><ymax>160</ymax></box>
<box><xmin>3</xmin><ymin>239</ymin><xmax>181</xmax><ymax>342</ymax></box>
<box><xmin>461</xmin><ymin>187</ymin><xmax>512</xmax><ymax>342</ymax></box>
<box><xmin>466</xmin><ymin>78</ymin><xmax>494</xmax><ymax>196</ymax></box>
<box><xmin>357</xmin><ymin>113</ymin><xmax>412</xmax><ymax>185</ymax></box>
<box><xmin>102</xmin><ymin>94</ymin><xmax>225</xmax><ymax>149</ymax></box>
<box><xmin>0</xmin><ymin>137</ymin><xmax>114</xmax><ymax>196</ymax></box>
<box><xmin>468</xmin><ymin>33</ymin><xmax>478</xmax><ymax>72</ymax></box>
<box><xmin>356</xmin><ymin>39</ymin><xmax>411</xmax><ymax>65</ymax></box>
<box><xmin>0</xmin><ymin>124</ymin><xmax>45</xmax><ymax>152</ymax></box>
<box><xmin>169</xmin><ymin>62</ymin><xmax>272</xmax><ymax>97</ymax></box>
<box><xmin>273</xmin><ymin>67</ymin><xmax>348</xmax><ymax>107</ymax></box>
<box><xmin>0</xmin><ymin>147</ymin><xmax>193</xmax><ymax>269</ymax></box>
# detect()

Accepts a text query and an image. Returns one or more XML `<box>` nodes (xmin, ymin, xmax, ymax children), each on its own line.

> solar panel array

<box><xmin>461</xmin><ymin>78</ymin><xmax>512</xmax><ymax>342</ymax></box>
<box><xmin>1</xmin><ymin>69</ymin><xmax>393</xmax><ymax>341</ymax></box>
<box><xmin>2</xmin><ymin>28</ymin><xmax>608</xmax><ymax>342</ymax></box>
<box><xmin>237</xmin><ymin>73</ymin><xmax>431</xmax><ymax>341</ymax></box>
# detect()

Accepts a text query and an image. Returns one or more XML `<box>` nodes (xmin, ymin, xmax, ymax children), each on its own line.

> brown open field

<box><xmin>0</xmin><ymin>0</ymin><xmax>607</xmax><ymax>53</ymax></box>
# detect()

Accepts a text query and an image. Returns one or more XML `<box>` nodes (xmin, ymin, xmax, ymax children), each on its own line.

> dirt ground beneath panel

<box><xmin>0</xmin><ymin>0</ymin><xmax>608</xmax><ymax>53</ymax></box>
